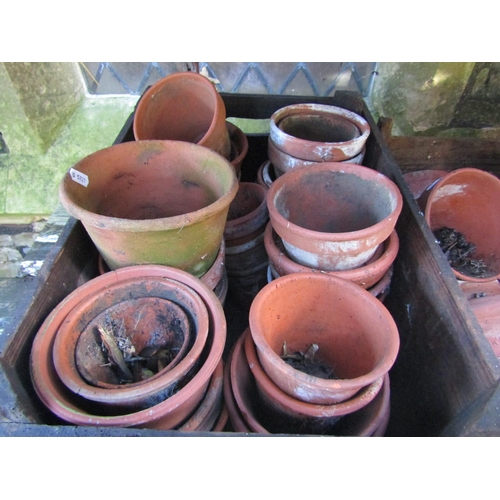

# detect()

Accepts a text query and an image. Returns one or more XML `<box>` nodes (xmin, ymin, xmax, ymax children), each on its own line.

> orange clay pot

<box><xmin>264</xmin><ymin>222</ymin><xmax>398</xmax><ymax>289</ymax></box>
<box><xmin>267</xmin><ymin>163</ymin><xmax>402</xmax><ymax>271</ymax></box>
<box><xmin>133</xmin><ymin>72</ymin><xmax>231</xmax><ymax>159</ymax></box>
<box><xmin>248</xmin><ymin>272</ymin><xmax>400</xmax><ymax>405</ymax></box>
<box><xmin>59</xmin><ymin>140</ymin><xmax>238</xmax><ymax>276</ymax></box>
<box><xmin>30</xmin><ymin>265</ymin><xmax>226</xmax><ymax>430</ymax></box>
<box><xmin>424</xmin><ymin>168</ymin><xmax>500</xmax><ymax>282</ymax></box>
<box><xmin>269</xmin><ymin>103</ymin><xmax>370</xmax><ymax>162</ymax></box>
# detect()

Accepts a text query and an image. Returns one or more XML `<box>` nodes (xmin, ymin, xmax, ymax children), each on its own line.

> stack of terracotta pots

<box><xmin>267</xmin><ymin>103</ymin><xmax>370</xmax><ymax>179</ymax></box>
<box><xmin>419</xmin><ymin>167</ymin><xmax>500</xmax><ymax>359</ymax></box>
<box><xmin>224</xmin><ymin>273</ymin><xmax>400</xmax><ymax>435</ymax></box>
<box><xmin>264</xmin><ymin>161</ymin><xmax>403</xmax><ymax>300</ymax></box>
<box><xmin>30</xmin><ymin>265</ymin><xmax>228</xmax><ymax>431</ymax></box>
<box><xmin>223</xmin><ymin>182</ymin><xmax>270</xmax><ymax>307</ymax></box>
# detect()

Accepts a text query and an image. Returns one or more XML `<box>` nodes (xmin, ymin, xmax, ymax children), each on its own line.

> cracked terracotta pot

<box><xmin>424</xmin><ymin>167</ymin><xmax>500</xmax><ymax>282</ymax></box>
<box><xmin>133</xmin><ymin>71</ymin><xmax>231</xmax><ymax>159</ymax></box>
<box><xmin>264</xmin><ymin>222</ymin><xmax>399</xmax><ymax>289</ymax></box>
<box><xmin>267</xmin><ymin>162</ymin><xmax>403</xmax><ymax>271</ymax></box>
<box><xmin>51</xmin><ymin>276</ymin><xmax>209</xmax><ymax>410</ymax></box>
<box><xmin>248</xmin><ymin>272</ymin><xmax>400</xmax><ymax>405</ymax></box>
<box><xmin>227</xmin><ymin>121</ymin><xmax>249</xmax><ymax>180</ymax></box>
<box><xmin>269</xmin><ymin>103</ymin><xmax>370</xmax><ymax>162</ymax></box>
<box><xmin>29</xmin><ymin>265</ymin><xmax>226</xmax><ymax>430</ymax></box>
<box><xmin>59</xmin><ymin>140</ymin><xmax>238</xmax><ymax>277</ymax></box>
<box><xmin>268</xmin><ymin>139</ymin><xmax>365</xmax><ymax>178</ymax></box>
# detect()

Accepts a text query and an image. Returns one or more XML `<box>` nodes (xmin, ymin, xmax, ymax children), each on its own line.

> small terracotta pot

<box><xmin>59</xmin><ymin>140</ymin><xmax>238</xmax><ymax>276</ymax></box>
<box><xmin>248</xmin><ymin>272</ymin><xmax>400</xmax><ymax>405</ymax></box>
<box><xmin>269</xmin><ymin>103</ymin><xmax>370</xmax><ymax>162</ymax></box>
<box><xmin>227</xmin><ymin>121</ymin><xmax>249</xmax><ymax>180</ymax></box>
<box><xmin>30</xmin><ymin>265</ymin><xmax>226</xmax><ymax>429</ymax></box>
<box><xmin>267</xmin><ymin>163</ymin><xmax>403</xmax><ymax>271</ymax></box>
<box><xmin>269</xmin><ymin>139</ymin><xmax>365</xmax><ymax>178</ymax></box>
<box><xmin>424</xmin><ymin>168</ymin><xmax>500</xmax><ymax>282</ymax></box>
<box><xmin>52</xmin><ymin>277</ymin><xmax>209</xmax><ymax>410</ymax></box>
<box><xmin>177</xmin><ymin>359</ymin><xmax>224</xmax><ymax>432</ymax></box>
<box><xmin>256</xmin><ymin>160</ymin><xmax>276</xmax><ymax>190</ymax></box>
<box><xmin>264</xmin><ymin>222</ymin><xmax>398</xmax><ymax>289</ymax></box>
<box><xmin>243</xmin><ymin>329</ymin><xmax>384</xmax><ymax>431</ymax></box>
<box><xmin>133</xmin><ymin>72</ymin><xmax>231</xmax><ymax>159</ymax></box>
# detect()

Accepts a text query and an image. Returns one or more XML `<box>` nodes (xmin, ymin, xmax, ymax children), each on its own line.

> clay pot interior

<box><xmin>267</xmin><ymin>163</ymin><xmax>402</xmax><ymax>271</ymax></box>
<box><xmin>424</xmin><ymin>168</ymin><xmax>500</xmax><ymax>282</ymax></box>
<box><xmin>52</xmin><ymin>277</ymin><xmax>209</xmax><ymax>410</ymax></box>
<box><xmin>248</xmin><ymin>272</ymin><xmax>400</xmax><ymax>405</ymax></box>
<box><xmin>133</xmin><ymin>72</ymin><xmax>230</xmax><ymax>159</ymax></box>
<box><xmin>277</xmin><ymin>113</ymin><xmax>361</xmax><ymax>144</ymax></box>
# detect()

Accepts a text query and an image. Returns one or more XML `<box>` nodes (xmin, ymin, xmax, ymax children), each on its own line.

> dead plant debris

<box><xmin>98</xmin><ymin>316</ymin><xmax>177</xmax><ymax>384</ymax></box>
<box><xmin>433</xmin><ymin>226</ymin><xmax>492</xmax><ymax>278</ymax></box>
<box><xmin>280</xmin><ymin>341</ymin><xmax>337</xmax><ymax>379</ymax></box>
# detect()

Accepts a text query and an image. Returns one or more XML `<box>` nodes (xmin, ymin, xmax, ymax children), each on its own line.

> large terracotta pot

<box><xmin>264</xmin><ymin>222</ymin><xmax>399</xmax><ymax>289</ymax></box>
<box><xmin>268</xmin><ymin>139</ymin><xmax>365</xmax><ymax>178</ymax></box>
<box><xmin>248</xmin><ymin>272</ymin><xmax>400</xmax><ymax>405</ymax></box>
<box><xmin>133</xmin><ymin>72</ymin><xmax>231</xmax><ymax>159</ymax></box>
<box><xmin>424</xmin><ymin>168</ymin><xmax>500</xmax><ymax>282</ymax></box>
<box><xmin>59</xmin><ymin>140</ymin><xmax>238</xmax><ymax>277</ymax></box>
<box><xmin>243</xmin><ymin>329</ymin><xmax>384</xmax><ymax>434</ymax></box>
<box><xmin>30</xmin><ymin>265</ymin><xmax>226</xmax><ymax>430</ymax></box>
<box><xmin>269</xmin><ymin>103</ymin><xmax>370</xmax><ymax>162</ymax></box>
<box><xmin>51</xmin><ymin>277</ymin><xmax>209</xmax><ymax>410</ymax></box>
<box><xmin>267</xmin><ymin>163</ymin><xmax>403</xmax><ymax>271</ymax></box>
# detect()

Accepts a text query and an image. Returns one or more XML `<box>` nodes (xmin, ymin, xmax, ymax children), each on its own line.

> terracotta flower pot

<box><xmin>256</xmin><ymin>160</ymin><xmax>276</xmax><ymax>190</ymax></box>
<box><xmin>30</xmin><ymin>265</ymin><xmax>226</xmax><ymax>430</ymax></box>
<box><xmin>402</xmin><ymin>169</ymin><xmax>447</xmax><ymax>211</ymax></box>
<box><xmin>51</xmin><ymin>277</ymin><xmax>209</xmax><ymax>410</ymax></box>
<box><xmin>267</xmin><ymin>163</ymin><xmax>403</xmax><ymax>271</ymax></box>
<box><xmin>243</xmin><ymin>329</ymin><xmax>384</xmax><ymax>433</ymax></box>
<box><xmin>264</xmin><ymin>222</ymin><xmax>399</xmax><ymax>289</ymax></box>
<box><xmin>133</xmin><ymin>71</ymin><xmax>231</xmax><ymax>159</ymax></box>
<box><xmin>59</xmin><ymin>140</ymin><xmax>238</xmax><ymax>276</ymax></box>
<box><xmin>424</xmin><ymin>168</ymin><xmax>500</xmax><ymax>282</ymax></box>
<box><xmin>248</xmin><ymin>272</ymin><xmax>400</xmax><ymax>405</ymax></box>
<box><xmin>227</xmin><ymin>121</ymin><xmax>249</xmax><ymax>180</ymax></box>
<box><xmin>269</xmin><ymin>103</ymin><xmax>370</xmax><ymax>162</ymax></box>
<box><xmin>268</xmin><ymin>139</ymin><xmax>365</xmax><ymax>178</ymax></box>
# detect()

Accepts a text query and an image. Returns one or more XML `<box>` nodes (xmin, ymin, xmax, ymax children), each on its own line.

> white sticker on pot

<box><xmin>70</xmin><ymin>168</ymin><xmax>89</xmax><ymax>187</ymax></box>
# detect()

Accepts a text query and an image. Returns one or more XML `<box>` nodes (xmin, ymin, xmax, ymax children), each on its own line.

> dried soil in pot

<box><xmin>30</xmin><ymin>265</ymin><xmax>226</xmax><ymax>430</ymax></box>
<box><xmin>133</xmin><ymin>71</ymin><xmax>231</xmax><ymax>159</ymax></box>
<box><xmin>59</xmin><ymin>140</ymin><xmax>238</xmax><ymax>276</ymax></box>
<box><xmin>269</xmin><ymin>103</ymin><xmax>370</xmax><ymax>162</ymax></box>
<box><xmin>264</xmin><ymin>222</ymin><xmax>399</xmax><ymax>289</ymax></box>
<box><xmin>52</xmin><ymin>276</ymin><xmax>209</xmax><ymax>410</ymax></box>
<box><xmin>248</xmin><ymin>272</ymin><xmax>400</xmax><ymax>405</ymax></box>
<box><xmin>267</xmin><ymin>163</ymin><xmax>402</xmax><ymax>271</ymax></box>
<box><xmin>424</xmin><ymin>167</ymin><xmax>500</xmax><ymax>282</ymax></box>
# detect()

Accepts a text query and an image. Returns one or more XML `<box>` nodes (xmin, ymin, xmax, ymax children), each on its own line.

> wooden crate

<box><xmin>1</xmin><ymin>92</ymin><xmax>499</xmax><ymax>436</ymax></box>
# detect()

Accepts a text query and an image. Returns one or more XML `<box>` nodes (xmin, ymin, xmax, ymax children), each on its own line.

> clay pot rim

<box><xmin>132</xmin><ymin>71</ymin><xmax>226</xmax><ymax>148</ymax></box>
<box><xmin>224</xmin><ymin>182</ymin><xmax>269</xmax><ymax>241</ymax></box>
<box><xmin>30</xmin><ymin>265</ymin><xmax>226</xmax><ymax>428</ymax></box>
<box><xmin>59</xmin><ymin>140</ymin><xmax>238</xmax><ymax>232</ymax></box>
<box><xmin>269</xmin><ymin>104</ymin><xmax>370</xmax><ymax>162</ymax></box>
<box><xmin>248</xmin><ymin>272</ymin><xmax>400</xmax><ymax>397</ymax></box>
<box><xmin>243</xmin><ymin>329</ymin><xmax>384</xmax><ymax>418</ymax></box>
<box><xmin>257</xmin><ymin>160</ymin><xmax>276</xmax><ymax>189</ymax></box>
<box><xmin>267</xmin><ymin>162</ymin><xmax>403</xmax><ymax>243</ymax></box>
<box><xmin>52</xmin><ymin>276</ymin><xmax>209</xmax><ymax>404</ymax></box>
<box><xmin>264</xmin><ymin>222</ymin><xmax>399</xmax><ymax>288</ymax></box>
<box><xmin>424</xmin><ymin>167</ymin><xmax>500</xmax><ymax>283</ymax></box>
